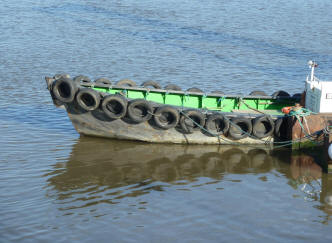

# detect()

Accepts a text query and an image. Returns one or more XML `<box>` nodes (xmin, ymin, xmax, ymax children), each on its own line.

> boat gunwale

<box><xmin>81</xmin><ymin>83</ymin><xmax>300</xmax><ymax>101</ymax></box>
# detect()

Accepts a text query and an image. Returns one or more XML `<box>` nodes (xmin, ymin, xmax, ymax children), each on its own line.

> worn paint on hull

<box><xmin>289</xmin><ymin>114</ymin><xmax>332</xmax><ymax>149</ymax></box>
<box><xmin>66</xmin><ymin>103</ymin><xmax>271</xmax><ymax>145</ymax></box>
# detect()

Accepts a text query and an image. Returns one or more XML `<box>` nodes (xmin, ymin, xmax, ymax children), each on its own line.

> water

<box><xmin>1</xmin><ymin>0</ymin><xmax>332</xmax><ymax>241</ymax></box>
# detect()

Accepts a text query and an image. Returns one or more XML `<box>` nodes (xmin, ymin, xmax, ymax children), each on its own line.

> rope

<box><xmin>179</xmin><ymin>109</ymin><xmax>328</xmax><ymax>148</ymax></box>
<box><xmin>286</xmin><ymin>108</ymin><xmax>321</xmax><ymax>144</ymax></box>
<box><xmin>217</xmin><ymin>96</ymin><xmax>226</xmax><ymax>105</ymax></box>
<box><xmin>141</xmin><ymin>94</ymin><xmax>327</xmax><ymax>147</ymax></box>
<box><xmin>288</xmin><ymin>108</ymin><xmax>316</xmax><ymax>117</ymax></box>
<box><xmin>179</xmin><ymin>110</ymin><xmax>272</xmax><ymax>146</ymax></box>
<box><xmin>240</xmin><ymin>99</ymin><xmax>269</xmax><ymax>116</ymax></box>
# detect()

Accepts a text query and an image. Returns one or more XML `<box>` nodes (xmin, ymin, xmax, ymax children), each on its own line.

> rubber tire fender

<box><xmin>127</xmin><ymin>99</ymin><xmax>153</xmax><ymax>123</ymax></box>
<box><xmin>153</xmin><ymin>106</ymin><xmax>180</xmax><ymax>130</ymax></box>
<box><xmin>274</xmin><ymin>117</ymin><xmax>288</xmax><ymax>139</ymax></box>
<box><xmin>76</xmin><ymin>88</ymin><xmax>101</xmax><ymax>111</ymax></box>
<box><xmin>228</xmin><ymin>117</ymin><xmax>253</xmax><ymax>140</ymax></box>
<box><xmin>179</xmin><ymin>110</ymin><xmax>206</xmax><ymax>134</ymax></box>
<box><xmin>249</xmin><ymin>90</ymin><xmax>267</xmax><ymax>96</ymax></box>
<box><xmin>52</xmin><ymin>77</ymin><xmax>77</xmax><ymax>103</ymax></box>
<box><xmin>141</xmin><ymin>81</ymin><xmax>162</xmax><ymax>89</ymax></box>
<box><xmin>54</xmin><ymin>73</ymin><xmax>70</xmax><ymax>80</ymax></box>
<box><xmin>74</xmin><ymin>75</ymin><xmax>91</xmax><ymax>84</ymax></box>
<box><xmin>292</xmin><ymin>93</ymin><xmax>302</xmax><ymax>100</ymax></box>
<box><xmin>210</xmin><ymin>90</ymin><xmax>224</xmax><ymax>96</ymax></box>
<box><xmin>101</xmin><ymin>94</ymin><xmax>127</xmax><ymax>119</ymax></box>
<box><xmin>272</xmin><ymin>90</ymin><xmax>290</xmax><ymax>98</ymax></box>
<box><xmin>95</xmin><ymin>78</ymin><xmax>112</xmax><ymax>85</ymax></box>
<box><xmin>116</xmin><ymin>79</ymin><xmax>137</xmax><ymax>87</ymax></box>
<box><xmin>164</xmin><ymin>84</ymin><xmax>182</xmax><ymax>91</ymax></box>
<box><xmin>205</xmin><ymin>113</ymin><xmax>230</xmax><ymax>135</ymax></box>
<box><xmin>252</xmin><ymin>116</ymin><xmax>275</xmax><ymax>139</ymax></box>
<box><xmin>186</xmin><ymin>87</ymin><xmax>203</xmax><ymax>93</ymax></box>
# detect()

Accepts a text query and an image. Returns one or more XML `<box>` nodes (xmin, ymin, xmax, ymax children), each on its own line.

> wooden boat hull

<box><xmin>45</xmin><ymin>75</ymin><xmax>298</xmax><ymax>145</ymax></box>
<box><xmin>66</xmin><ymin>103</ymin><xmax>271</xmax><ymax>144</ymax></box>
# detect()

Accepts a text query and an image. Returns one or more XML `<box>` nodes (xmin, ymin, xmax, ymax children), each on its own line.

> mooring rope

<box><xmin>178</xmin><ymin>109</ymin><xmax>327</xmax><ymax>148</ymax></box>
<box><xmin>142</xmin><ymin>94</ymin><xmax>331</xmax><ymax>148</ymax></box>
<box><xmin>286</xmin><ymin>108</ymin><xmax>322</xmax><ymax>144</ymax></box>
<box><xmin>179</xmin><ymin>110</ymin><xmax>275</xmax><ymax>146</ymax></box>
<box><xmin>239</xmin><ymin>98</ymin><xmax>269</xmax><ymax>116</ymax></box>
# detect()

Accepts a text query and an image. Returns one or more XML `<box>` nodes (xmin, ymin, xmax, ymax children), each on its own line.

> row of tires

<box><xmin>51</xmin><ymin>77</ymin><xmax>285</xmax><ymax>140</ymax></box>
<box><xmin>53</xmin><ymin>74</ymin><xmax>300</xmax><ymax>98</ymax></box>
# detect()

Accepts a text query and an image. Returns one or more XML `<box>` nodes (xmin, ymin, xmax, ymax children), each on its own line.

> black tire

<box><xmin>52</xmin><ymin>77</ymin><xmax>77</xmax><ymax>103</ymax></box>
<box><xmin>101</xmin><ymin>94</ymin><xmax>127</xmax><ymax>119</ymax></box>
<box><xmin>164</xmin><ymin>84</ymin><xmax>182</xmax><ymax>91</ymax></box>
<box><xmin>228</xmin><ymin>117</ymin><xmax>252</xmax><ymax>140</ymax></box>
<box><xmin>141</xmin><ymin>81</ymin><xmax>162</xmax><ymax>89</ymax></box>
<box><xmin>292</xmin><ymin>93</ymin><xmax>302</xmax><ymax>100</ymax></box>
<box><xmin>186</xmin><ymin>87</ymin><xmax>203</xmax><ymax>93</ymax></box>
<box><xmin>179</xmin><ymin>110</ymin><xmax>205</xmax><ymax>134</ymax></box>
<box><xmin>95</xmin><ymin>78</ymin><xmax>112</xmax><ymax>85</ymax></box>
<box><xmin>272</xmin><ymin>90</ymin><xmax>290</xmax><ymax>98</ymax></box>
<box><xmin>53</xmin><ymin>73</ymin><xmax>70</xmax><ymax>80</ymax></box>
<box><xmin>210</xmin><ymin>90</ymin><xmax>224</xmax><ymax>96</ymax></box>
<box><xmin>252</xmin><ymin>116</ymin><xmax>274</xmax><ymax>139</ymax></box>
<box><xmin>274</xmin><ymin>117</ymin><xmax>288</xmax><ymax>139</ymax></box>
<box><xmin>116</xmin><ymin>79</ymin><xmax>137</xmax><ymax>87</ymax></box>
<box><xmin>76</xmin><ymin>88</ymin><xmax>101</xmax><ymax>111</ymax></box>
<box><xmin>45</xmin><ymin>76</ymin><xmax>54</xmax><ymax>90</ymax></box>
<box><xmin>73</xmin><ymin>75</ymin><xmax>91</xmax><ymax>84</ymax></box>
<box><xmin>153</xmin><ymin>106</ymin><xmax>180</xmax><ymax>129</ymax></box>
<box><xmin>249</xmin><ymin>90</ymin><xmax>267</xmax><ymax>96</ymax></box>
<box><xmin>205</xmin><ymin>114</ymin><xmax>230</xmax><ymax>135</ymax></box>
<box><xmin>127</xmin><ymin>99</ymin><xmax>153</xmax><ymax>123</ymax></box>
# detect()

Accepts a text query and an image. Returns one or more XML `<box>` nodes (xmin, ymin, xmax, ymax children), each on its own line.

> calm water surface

<box><xmin>1</xmin><ymin>0</ymin><xmax>332</xmax><ymax>242</ymax></box>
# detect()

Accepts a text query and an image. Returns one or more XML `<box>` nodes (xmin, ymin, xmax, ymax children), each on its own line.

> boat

<box><xmin>45</xmin><ymin>61</ymin><xmax>332</xmax><ymax>147</ymax></box>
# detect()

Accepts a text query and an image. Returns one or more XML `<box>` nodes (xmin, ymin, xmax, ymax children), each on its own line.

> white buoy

<box><xmin>328</xmin><ymin>143</ymin><xmax>332</xmax><ymax>160</ymax></box>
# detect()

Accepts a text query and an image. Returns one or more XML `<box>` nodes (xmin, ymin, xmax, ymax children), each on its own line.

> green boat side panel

<box><xmin>183</xmin><ymin>95</ymin><xmax>200</xmax><ymax>108</ymax></box>
<box><xmin>92</xmin><ymin>87</ymin><xmax>296</xmax><ymax>113</ymax></box>
<box><xmin>165</xmin><ymin>94</ymin><xmax>182</xmax><ymax>106</ymax></box>
<box><xmin>128</xmin><ymin>90</ymin><xmax>145</xmax><ymax>99</ymax></box>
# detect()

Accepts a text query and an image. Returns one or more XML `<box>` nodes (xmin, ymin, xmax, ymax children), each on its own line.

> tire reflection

<box><xmin>46</xmin><ymin>136</ymin><xmax>331</xmax><ymax>217</ymax></box>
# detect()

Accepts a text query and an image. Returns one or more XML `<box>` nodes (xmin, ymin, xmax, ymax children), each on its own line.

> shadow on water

<box><xmin>45</xmin><ymin>136</ymin><xmax>332</xmax><ymax>220</ymax></box>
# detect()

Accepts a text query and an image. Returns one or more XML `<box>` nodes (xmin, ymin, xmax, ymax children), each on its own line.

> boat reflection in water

<box><xmin>46</xmin><ymin>136</ymin><xmax>332</xmax><ymax>221</ymax></box>
<box><xmin>288</xmin><ymin>154</ymin><xmax>332</xmax><ymax>223</ymax></box>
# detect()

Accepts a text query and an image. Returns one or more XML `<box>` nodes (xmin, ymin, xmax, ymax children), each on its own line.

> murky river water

<box><xmin>1</xmin><ymin>0</ymin><xmax>332</xmax><ymax>242</ymax></box>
